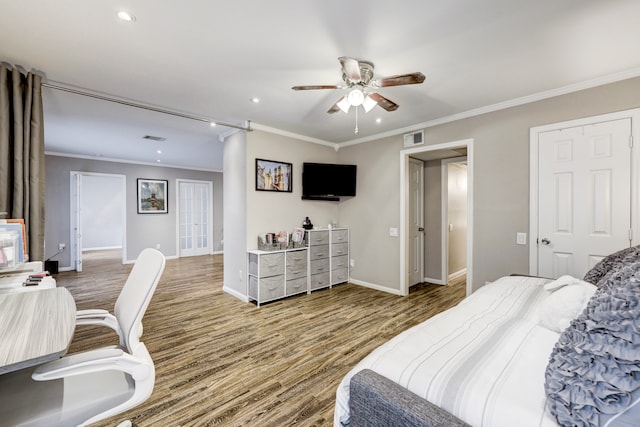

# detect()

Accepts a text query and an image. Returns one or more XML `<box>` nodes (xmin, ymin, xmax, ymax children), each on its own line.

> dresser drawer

<box><xmin>332</xmin><ymin>268</ymin><xmax>349</xmax><ymax>285</ymax></box>
<box><xmin>310</xmin><ymin>258</ymin><xmax>330</xmax><ymax>275</ymax></box>
<box><xmin>309</xmin><ymin>244</ymin><xmax>329</xmax><ymax>260</ymax></box>
<box><xmin>286</xmin><ymin>249</ymin><xmax>307</xmax><ymax>269</ymax></box>
<box><xmin>248</xmin><ymin>252</ymin><xmax>285</xmax><ymax>277</ymax></box>
<box><xmin>331</xmin><ymin>229</ymin><xmax>349</xmax><ymax>244</ymax></box>
<box><xmin>286</xmin><ymin>262</ymin><xmax>307</xmax><ymax>280</ymax></box>
<box><xmin>286</xmin><ymin>277</ymin><xmax>307</xmax><ymax>296</ymax></box>
<box><xmin>332</xmin><ymin>242</ymin><xmax>348</xmax><ymax>257</ymax></box>
<box><xmin>309</xmin><ymin>272</ymin><xmax>330</xmax><ymax>290</ymax></box>
<box><xmin>249</xmin><ymin>275</ymin><xmax>285</xmax><ymax>301</ymax></box>
<box><xmin>332</xmin><ymin>255</ymin><xmax>349</xmax><ymax>270</ymax></box>
<box><xmin>307</xmin><ymin>230</ymin><xmax>329</xmax><ymax>246</ymax></box>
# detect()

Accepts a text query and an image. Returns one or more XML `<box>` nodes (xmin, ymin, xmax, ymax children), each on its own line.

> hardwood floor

<box><xmin>59</xmin><ymin>251</ymin><xmax>466</xmax><ymax>426</ymax></box>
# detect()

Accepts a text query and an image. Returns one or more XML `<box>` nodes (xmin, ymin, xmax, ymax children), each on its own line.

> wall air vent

<box><xmin>403</xmin><ymin>130</ymin><xmax>424</xmax><ymax>148</ymax></box>
<box><xmin>143</xmin><ymin>135</ymin><xmax>167</xmax><ymax>142</ymax></box>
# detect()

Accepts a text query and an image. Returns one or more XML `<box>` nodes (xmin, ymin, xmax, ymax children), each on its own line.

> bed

<box><xmin>334</xmin><ymin>246</ymin><xmax>640</xmax><ymax>427</ymax></box>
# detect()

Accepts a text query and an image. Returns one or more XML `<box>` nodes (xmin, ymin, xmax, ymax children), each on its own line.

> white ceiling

<box><xmin>2</xmin><ymin>0</ymin><xmax>640</xmax><ymax>171</ymax></box>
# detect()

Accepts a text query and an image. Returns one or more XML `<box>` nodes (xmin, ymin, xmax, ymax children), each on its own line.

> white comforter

<box><xmin>334</xmin><ymin>276</ymin><xmax>562</xmax><ymax>427</ymax></box>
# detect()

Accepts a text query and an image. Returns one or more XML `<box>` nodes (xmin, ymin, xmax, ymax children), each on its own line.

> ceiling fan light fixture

<box><xmin>347</xmin><ymin>88</ymin><xmax>364</xmax><ymax>106</ymax></box>
<box><xmin>363</xmin><ymin>95</ymin><xmax>377</xmax><ymax>113</ymax></box>
<box><xmin>337</xmin><ymin>97</ymin><xmax>351</xmax><ymax>113</ymax></box>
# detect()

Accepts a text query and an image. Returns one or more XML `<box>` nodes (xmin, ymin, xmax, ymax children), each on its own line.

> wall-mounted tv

<box><xmin>302</xmin><ymin>162</ymin><xmax>357</xmax><ymax>201</ymax></box>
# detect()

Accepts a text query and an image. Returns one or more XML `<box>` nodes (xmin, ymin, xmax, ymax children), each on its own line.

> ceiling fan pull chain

<box><xmin>354</xmin><ymin>105</ymin><xmax>359</xmax><ymax>135</ymax></box>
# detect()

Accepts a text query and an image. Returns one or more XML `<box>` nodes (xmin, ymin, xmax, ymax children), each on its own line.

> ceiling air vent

<box><xmin>143</xmin><ymin>135</ymin><xmax>166</xmax><ymax>142</ymax></box>
<box><xmin>403</xmin><ymin>130</ymin><xmax>424</xmax><ymax>147</ymax></box>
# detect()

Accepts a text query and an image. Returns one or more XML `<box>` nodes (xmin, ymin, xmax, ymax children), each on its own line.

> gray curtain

<box><xmin>0</xmin><ymin>64</ymin><xmax>46</xmax><ymax>262</ymax></box>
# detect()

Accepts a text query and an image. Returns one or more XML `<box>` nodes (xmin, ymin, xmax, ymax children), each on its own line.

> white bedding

<box><xmin>334</xmin><ymin>276</ymin><xmax>562</xmax><ymax>427</ymax></box>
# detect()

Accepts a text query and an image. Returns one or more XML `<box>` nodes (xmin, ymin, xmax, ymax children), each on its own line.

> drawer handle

<box><xmin>293</xmin><ymin>257</ymin><xmax>303</xmax><ymax>261</ymax></box>
<box><xmin>316</xmin><ymin>253</ymin><xmax>325</xmax><ymax>257</ymax></box>
<box><xmin>316</xmin><ymin>267</ymin><xmax>325</xmax><ymax>271</ymax></box>
<box><xmin>336</xmin><ymin>263</ymin><xmax>345</xmax><ymax>267</ymax></box>
<box><xmin>292</xmin><ymin>285</ymin><xmax>301</xmax><ymax>289</ymax></box>
<box><xmin>335</xmin><ymin>250</ymin><xmax>344</xmax><ymax>254</ymax></box>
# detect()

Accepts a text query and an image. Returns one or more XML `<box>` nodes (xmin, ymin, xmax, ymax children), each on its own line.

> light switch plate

<box><xmin>516</xmin><ymin>232</ymin><xmax>527</xmax><ymax>245</ymax></box>
<box><xmin>389</xmin><ymin>227</ymin><xmax>398</xmax><ymax>237</ymax></box>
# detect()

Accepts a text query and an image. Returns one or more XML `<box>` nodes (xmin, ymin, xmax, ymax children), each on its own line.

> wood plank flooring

<box><xmin>58</xmin><ymin>251</ymin><xmax>466</xmax><ymax>427</ymax></box>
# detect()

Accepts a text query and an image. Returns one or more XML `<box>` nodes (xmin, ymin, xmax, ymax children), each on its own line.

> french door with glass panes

<box><xmin>178</xmin><ymin>180</ymin><xmax>212</xmax><ymax>257</ymax></box>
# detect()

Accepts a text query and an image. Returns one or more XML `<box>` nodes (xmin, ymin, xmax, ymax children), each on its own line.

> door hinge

<box><xmin>629</xmin><ymin>229</ymin><xmax>633</xmax><ymax>241</ymax></box>
<box><xmin>630</xmin><ymin>135</ymin><xmax>634</xmax><ymax>149</ymax></box>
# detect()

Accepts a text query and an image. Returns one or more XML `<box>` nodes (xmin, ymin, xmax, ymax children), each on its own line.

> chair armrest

<box><xmin>350</xmin><ymin>369</ymin><xmax>470</xmax><ymax>427</ymax></box>
<box><xmin>76</xmin><ymin>309</ymin><xmax>120</xmax><ymax>334</ymax></box>
<box><xmin>32</xmin><ymin>346</ymin><xmax>153</xmax><ymax>382</ymax></box>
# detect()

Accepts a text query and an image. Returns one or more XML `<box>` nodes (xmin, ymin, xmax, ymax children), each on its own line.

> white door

<box><xmin>408</xmin><ymin>158</ymin><xmax>424</xmax><ymax>286</ymax></box>
<box><xmin>179</xmin><ymin>180</ymin><xmax>212</xmax><ymax>257</ymax></box>
<box><xmin>70</xmin><ymin>172</ymin><xmax>83</xmax><ymax>272</ymax></box>
<box><xmin>538</xmin><ymin>118</ymin><xmax>632</xmax><ymax>278</ymax></box>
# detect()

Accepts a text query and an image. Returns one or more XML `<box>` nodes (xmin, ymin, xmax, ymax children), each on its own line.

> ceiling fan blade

<box><xmin>368</xmin><ymin>92</ymin><xmax>399</xmax><ymax>112</ymax></box>
<box><xmin>339</xmin><ymin>57</ymin><xmax>362</xmax><ymax>83</ymax></box>
<box><xmin>375</xmin><ymin>72</ymin><xmax>425</xmax><ymax>88</ymax></box>
<box><xmin>292</xmin><ymin>85</ymin><xmax>341</xmax><ymax>91</ymax></box>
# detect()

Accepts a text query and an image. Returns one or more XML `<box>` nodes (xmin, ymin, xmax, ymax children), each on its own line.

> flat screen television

<box><xmin>302</xmin><ymin>162</ymin><xmax>357</xmax><ymax>200</ymax></box>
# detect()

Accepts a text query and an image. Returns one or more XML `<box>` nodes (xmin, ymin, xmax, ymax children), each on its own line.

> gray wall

<box><xmin>45</xmin><ymin>155</ymin><xmax>223</xmax><ymax>266</ymax></box>
<box><xmin>338</xmin><ymin>76</ymin><xmax>640</xmax><ymax>292</ymax></box>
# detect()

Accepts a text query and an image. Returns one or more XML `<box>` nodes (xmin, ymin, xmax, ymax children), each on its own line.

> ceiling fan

<box><xmin>292</xmin><ymin>57</ymin><xmax>425</xmax><ymax>116</ymax></box>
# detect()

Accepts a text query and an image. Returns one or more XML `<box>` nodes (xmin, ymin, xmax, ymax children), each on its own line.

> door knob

<box><xmin>418</xmin><ymin>227</ymin><xmax>424</xmax><ymax>232</ymax></box>
<box><xmin>540</xmin><ymin>238</ymin><xmax>551</xmax><ymax>245</ymax></box>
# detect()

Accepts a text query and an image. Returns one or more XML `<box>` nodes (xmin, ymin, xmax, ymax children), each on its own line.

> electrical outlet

<box><xmin>58</xmin><ymin>243</ymin><xmax>65</xmax><ymax>250</ymax></box>
<box><xmin>350</xmin><ymin>259</ymin><xmax>355</xmax><ymax>268</ymax></box>
<box><xmin>155</xmin><ymin>243</ymin><xmax>161</xmax><ymax>250</ymax></box>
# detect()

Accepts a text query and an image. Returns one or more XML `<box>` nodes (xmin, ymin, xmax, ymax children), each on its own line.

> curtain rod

<box><xmin>41</xmin><ymin>81</ymin><xmax>252</xmax><ymax>132</ymax></box>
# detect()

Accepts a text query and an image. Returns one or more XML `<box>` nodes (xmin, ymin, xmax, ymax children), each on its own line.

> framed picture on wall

<box><xmin>255</xmin><ymin>158</ymin><xmax>292</xmax><ymax>192</ymax></box>
<box><xmin>137</xmin><ymin>178</ymin><xmax>168</xmax><ymax>214</ymax></box>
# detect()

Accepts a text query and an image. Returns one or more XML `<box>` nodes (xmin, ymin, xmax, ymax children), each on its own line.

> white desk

<box><xmin>0</xmin><ymin>287</ymin><xmax>76</xmax><ymax>374</ymax></box>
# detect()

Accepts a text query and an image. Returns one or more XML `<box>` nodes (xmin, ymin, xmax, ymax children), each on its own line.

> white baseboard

<box><xmin>448</xmin><ymin>268</ymin><xmax>467</xmax><ymax>281</ymax></box>
<box><xmin>223</xmin><ymin>286</ymin><xmax>249</xmax><ymax>302</ymax></box>
<box><xmin>82</xmin><ymin>246</ymin><xmax>122</xmax><ymax>252</ymax></box>
<box><xmin>348</xmin><ymin>278</ymin><xmax>404</xmax><ymax>296</ymax></box>
<box><xmin>423</xmin><ymin>276</ymin><xmax>446</xmax><ymax>285</ymax></box>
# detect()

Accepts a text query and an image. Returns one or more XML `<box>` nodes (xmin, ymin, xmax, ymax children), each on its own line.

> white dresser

<box><xmin>307</xmin><ymin>227</ymin><xmax>350</xmax><ymax>289</ymax></box>
<box><xmin>247</xmin><ymin>247</ymin><xmax>308</xmax><ymax>306</ymax></box>
<box><xmin>247</xmin><ymin>228</ymin><xmax>349</xmax><ymax>306</ymax></box>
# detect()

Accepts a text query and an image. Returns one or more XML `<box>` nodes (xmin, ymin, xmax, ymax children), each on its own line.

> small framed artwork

<box><xmin>137</xmin><ymin>178</ymin><xmax>168</xmax><ymax>214</ymax></box>
<box><xmin>255</xmin><ymin>158</ymin><xmax>292</xmax><ymax>192</ymax></box>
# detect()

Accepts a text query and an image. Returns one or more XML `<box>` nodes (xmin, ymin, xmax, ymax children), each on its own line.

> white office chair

<box><xmin>0</xmin><ymin>248</ymin><xmax>166</xmax><ymax>427</ymax></box>
<box><xmin>76</xmin><ymin>248</ymin><xmax>165</xmax><ymax>348</ymax></box>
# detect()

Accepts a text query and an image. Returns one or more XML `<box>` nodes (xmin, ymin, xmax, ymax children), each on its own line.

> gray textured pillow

<box><xmin>583</xmin><ymin>245</ymin><xmax>640</xmax><ymax>287</ymax></box>
<box><xmin>545</xmin><ymin>261</ymin><xmax>640</xmax><ymax>427</ymax></box>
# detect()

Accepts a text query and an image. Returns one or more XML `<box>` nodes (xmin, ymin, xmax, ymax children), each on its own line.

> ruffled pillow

<box><xmin>545</xmin><ymin>261</ymin><xmax>640</xmax><ymax>427</ymax></box>
<box><xmin>583</xmin><ymin>245</ymin><xmax>640</xmax><ymax>287</ymax></box>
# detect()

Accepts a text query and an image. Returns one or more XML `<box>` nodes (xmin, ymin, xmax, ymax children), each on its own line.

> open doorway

<box><xmin>400</xmin><ymin>139</ymin><xmax>473</xmax><ymax>297</ymax></box>
<box><xmin>443</xmin><ymin>158</ymin><xmax>468</xmax><ymax>283</ymax></box>
<box><xmin>70</xmin><ymin>172</ymin><xmax>126</xmax><ymax>272</ymax></box>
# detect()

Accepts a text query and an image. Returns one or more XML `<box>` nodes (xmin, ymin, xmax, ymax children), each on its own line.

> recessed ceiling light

<box><xmin>376</xmin><ymin>118</ymin><xmax>382</xmax><ymax>124</ymax></box>
<box><xmin>157</xmin><ymin>159</ymin><xmax>161</xmax><ymax>163</ymax></box>
<box><xmin>156</xmin><ymin>149</ymin><xmax>162</xmax><ymax>154</ymax></box>
<box><xmin>250</xmin><ymin>97</ymin><xmax>261</xmax><ymax>104</ymax></box>
<box><xmin>117</xmin><ymin>10</ymin><xmax>136</xmax><ymax>22</ymax></box>
<box><xmin>210</xmin><ymin>122</ymin><xmax>217</xmax><ymax>127</ymax></box>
